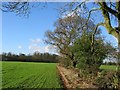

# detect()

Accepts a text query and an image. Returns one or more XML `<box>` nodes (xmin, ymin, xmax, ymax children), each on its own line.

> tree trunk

<box><xmin>117</xmin><ymin>0</ymin><xmax>120</xmax><ymax>73</ymax></box>
<box><xmin>117</xmin><ymin>30</ymin><xmax>120</xmax><ymax>72</ymax></box>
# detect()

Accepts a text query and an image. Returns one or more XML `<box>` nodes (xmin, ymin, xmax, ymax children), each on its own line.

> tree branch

<box><xmin>98</xmin><ymin>2</ymin><xmax>118</xmax><ymax>39</ymax></box>
<box><xmin>77</xmin><ymin>8</ymin><xmax>101</xmax><ymax>31</ymax></box>
<box><xmin>91</xmin><ymin>22</ymin><xmax>104</xmax><ymax>53</ymax></box>
<box><xmin>99</xmin><ymin>2</ymin><xmax>118</xmax><ymax>17</ymax></box>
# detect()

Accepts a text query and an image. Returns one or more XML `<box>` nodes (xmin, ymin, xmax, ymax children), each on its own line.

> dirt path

<box><xmin>57</xmin><ymin>65</ymin><xmax>97</xmax><ymax>89</ymax></box>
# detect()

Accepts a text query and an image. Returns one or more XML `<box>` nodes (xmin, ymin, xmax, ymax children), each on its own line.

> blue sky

<box><xmin>2</xmin><ymin>2</ymin><xmax>62</xmax><ymax>54</ymax></box>
<box><xmin>2</xmin><ymin>2</ymin><xmax>118</xmax><ymax>55</ymax></box>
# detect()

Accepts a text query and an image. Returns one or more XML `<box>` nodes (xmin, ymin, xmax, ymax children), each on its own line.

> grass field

<box><xmin>1</xmin><ymin>61</ymin><xmax>118</xmax><ymax>89</ymax></box>
<box><xmin>100</xmin><ymin>65</ymin><xmax>118</xmax><ymax>71</ymax></box>
<box><xmin>1</xmin><ymin>61</ymin><xmax>62</xmax><ymax>89</ymax></box>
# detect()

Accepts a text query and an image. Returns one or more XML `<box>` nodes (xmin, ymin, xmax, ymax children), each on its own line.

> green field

<box><xmin>1</xmin><ymin>61</ymin><xmax>62</xmax><ymax>89</ymax></box>
<box><xmin>1</xmin><ymin>61</ymin><xmax>118</xmax><ymax>89</ymax></box>
<box><xmin>100</xmin><ymin>65</ymin><xmax>118</xmax><ymax>71</ymax></box>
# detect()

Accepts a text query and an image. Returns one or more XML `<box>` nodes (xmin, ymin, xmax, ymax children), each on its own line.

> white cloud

<box><xmin>44</xmin><ymin>45</ymin><xmax>58</xmax><ymax>55</ymax></box>
<box><xmin>30</xmin><ymin>38</ymin><xmax>42</xmax><ymax>43</ymax></box>
<box><xmin>28</xmin><ymin>46</ymin><xmax>31</xmax><ymax>50</ymax></box>
<box><xmin>28</xmin><ymin>45</ymin><xmax>41</xmax><ymax>52</ymax></box>
<box><xmin>44</xmin><ymin>45</ymin><xmax>54</xmax><ymax>53</ymax></box>
<box><xmin>28</xmin><ymin>38</ymin><xmax>42</xmax><ymax>53</ymax></box>
<box><xmin>45</xmin><ymin>45</ymin><xmax>50</xmax><ymax>53</ymax></box>
<box><xmin>18</xmin><ymin>45</ymin><xmax>22</xmax><ymax>49</ymax></box>
<box><xmin>28</xmin><ymin>38</ymin><xmax>59</xmax><ymax>55</ymax></box>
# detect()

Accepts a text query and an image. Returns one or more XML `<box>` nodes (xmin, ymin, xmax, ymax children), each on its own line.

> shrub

<box><xmin>72</xmin><ymin>32</ymin><xmax>109</xmax><ymax>75</ymax></box>
<box><xmin>95</xmin><ymin>70</ymin><xmax>119</xmax><ymax>89</ymax></box>
<box><xmin>58</xmin><ymin>56</ymin><xmax>72</xmax><ymax>67</ymax></box>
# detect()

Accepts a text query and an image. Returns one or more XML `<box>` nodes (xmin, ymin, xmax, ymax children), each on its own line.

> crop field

<box><xmin>100</xmin><ymin>65</ymin><xmax>118</xmax><ymax>71</ymax></box>
<box><xmin>1</xmin><ymin>61</ymin><xmax>62</xmax><ymax>89</ymax></box>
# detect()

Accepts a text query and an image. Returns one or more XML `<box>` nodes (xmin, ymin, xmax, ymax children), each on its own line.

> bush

<box><xmin>72</xmin><ymin>33</ymin><xmax>109</xmax><ymax>75</ymax></box>
<box><xmin>59</xmin><ymin>56</ymin><xmax>72</xmax><ymax>67</ymax></box>
<box><xmin>95</xmin><ymin>70</ymin><xmax>119</xmax><ymax>89</ymax></box>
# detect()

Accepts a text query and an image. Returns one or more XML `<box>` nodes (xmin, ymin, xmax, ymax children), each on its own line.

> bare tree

<box><xmin>1</xmin><ymin>2</ymin><xmax>46</xmax><ymax>17</ymax></box>
<box><xmin>45</xmin><ymin>15</ymin><xmax>97</xmax><ymax>67</ymax></box>
<box><xmin>2</xmin><ymin>2</ymin><xmax>30</xmax><ymax>16</ymax></box>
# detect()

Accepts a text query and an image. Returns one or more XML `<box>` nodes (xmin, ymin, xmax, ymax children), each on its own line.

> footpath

<box><xmin>57</xmin><ymin>65</ymin><xmax>97</xmax><ymax>89</ymax></box>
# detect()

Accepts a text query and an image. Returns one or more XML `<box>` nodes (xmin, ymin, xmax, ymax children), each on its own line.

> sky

<box><xmin>0</xmin><ymin>3</ymin><xmax>2</xmax><ymax>55</ymax></box>
<box><xmin>2</xmin><ymin>2</ymin><xmax>118</xmax><ymax>55</ymax></box>
<box><xmin>2</xmin><ymin>2</ymin><xmax>63</xmax><ymax>55</ymax></box>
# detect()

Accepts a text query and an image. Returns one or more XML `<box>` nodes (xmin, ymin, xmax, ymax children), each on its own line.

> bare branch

<box><xmin>77</xmin><ymin>8</ymin><xmax>101</xmax><ymax>31</ymax></box>
<box><xmin>91</xmin><ymin>22</ymin><xmax>104</xmax><ymax>53</ymax></box>
<box><xmin>99</xmin><ymin>2</ymin><xmax>118</xmax><ymax>17</ymax></box>
<box><xmin>98</xmin><ymin>2</ymin><xmax>118</xmax><ymax>38</ymax></box>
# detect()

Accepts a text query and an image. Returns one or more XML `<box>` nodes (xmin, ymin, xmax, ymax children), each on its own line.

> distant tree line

<box><xmin>1</xmin><ymin>51</ymin><xmax>59</xmax><ymax>63</ymax></box>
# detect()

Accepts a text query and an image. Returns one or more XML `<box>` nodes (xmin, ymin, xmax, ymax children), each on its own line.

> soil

<box><xmin>57</xmin><ymin>65</ymin><xmax>97</xmax><ymax>89</ymax></box>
